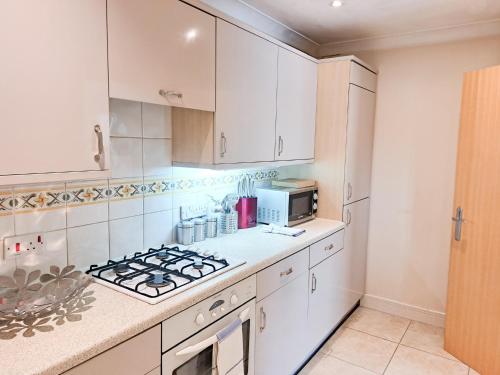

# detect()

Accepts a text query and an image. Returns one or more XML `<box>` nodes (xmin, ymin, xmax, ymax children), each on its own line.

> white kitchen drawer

<box><xmin>256</xmin><ymin>248</ymin><xmax>309</xmax><ymax>301</ymax></box>
<box><xmin>309</xmin><ymin>229</ymin><xmax>344</xmax><ymax>268</ymax></box>
<box><xmin>64</xmin><ymin>325</ymin><xmax>161</xmax><ymax>375</ymax></box>
<box><xmin>350</xmin><ymin>62</ymin><xmax>377</xmax><ymax>92</ymax></box>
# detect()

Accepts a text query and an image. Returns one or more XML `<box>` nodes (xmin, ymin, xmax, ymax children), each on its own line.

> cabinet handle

<box><xmin>311</xmin><ymin>274</ymin><xmax>317</xmax><ymax>293</ymax></box>
<box><xmin>324</xmin><ymin>244</ymin><xmax>334</xmax><ymax>251</ymax></box>
<box><xmin>278</xmin><ymin>136</ymin><xmax>284</xmax><ymax>156</ymax></box>
<box><xmin>260</xmin><ymin>307</ymin><xmax>266</xmax><ymax>332</ymax></box>
<box><xmin>347</xmin><ymin>182</ymin><xmax>353</xmax><ymax>200</ymax></box>
<box><xmin>158</xmin><ymin>89</ymin><xmax>183</xmax><ymax>99</ymax></box>
<box><xmin>93</xmin><ymin>125</ymin><xmax>105</xmax><ymax>170</ymax></box>
<box><xmin>220</xmin><ymin>132</ymin><xmax>227</xmax><ymax>157</ymax></box>
<box><xmin>346</xmin><ymin>209</ymin><xmax>352</xmax><ymax>226</ymax></box>
<box><xmin>279</xmin><ymin>267</ymin><xmax>293</xmax><ymax>277</ymax></box>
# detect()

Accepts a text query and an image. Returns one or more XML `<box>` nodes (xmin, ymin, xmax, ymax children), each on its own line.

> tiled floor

<box><xmin>299</xmin><ymin>307</ymin><xmax>481</xmax><ymax>375</ymax></box>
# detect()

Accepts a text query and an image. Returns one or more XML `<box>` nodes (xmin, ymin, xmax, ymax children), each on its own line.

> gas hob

<box><xmin>86</xmin><ymin>245</ymin><xmax>245</xmax><ymax>304</ymax></box>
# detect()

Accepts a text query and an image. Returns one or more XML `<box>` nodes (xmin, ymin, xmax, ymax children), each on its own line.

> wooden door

<box><xmin>215</xmin><ymin>19</ymin><xmax>278</xmax><ymax>164</ymax></box>
<box><xmin>0</xmin><ymin>0</ymin><xmax>109</xmax><ymax>179</ymax></box>
<box><xmin>344</xmin><ymin>85</ymin><xmax>376</xmax><ymax>204</ymax></box>
<box><xmin>308</xmin><ymin>250</ymin><xmax>351</xmax><ymax>351</ymax></box>
<box><xmin>108</xmin><ymin>0</ymin><xmax>215</xmax><ymax>111</ymax></box>
<box><xmin>343</xmin><ymin>198</ymin><xmax>370</xmax><ymax>308</ymax></box>
<box><xmin>275</xmin><ymin>48</ymin><xmax>317</xmax><ymax>161</ymax></box>
<box><xmin>255</xmin><ymin>273</ymin><xmax>309</xmax><ymax>375</ymax></box>
<box><xmin>444</xmin><ymin>65</ymin><xmax>500</xmax><ymax>374</ymax></box>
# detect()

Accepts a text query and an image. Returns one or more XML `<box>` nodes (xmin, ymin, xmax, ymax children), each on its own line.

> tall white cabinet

<box><xmin>0</xmin><ymin>0</ymin><xmax>110</xmax><ymax>184</ymax></box>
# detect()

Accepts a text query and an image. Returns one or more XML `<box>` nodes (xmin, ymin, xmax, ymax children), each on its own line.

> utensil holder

<box><xmin>236</xmin><ymin>197</ymin><xmax>257</xmax><ymax>229</ymax></box>
<box><xmin>220</xmin><ymin>211</ymin><xmax>238</xmax><ymax>234</ymax></box>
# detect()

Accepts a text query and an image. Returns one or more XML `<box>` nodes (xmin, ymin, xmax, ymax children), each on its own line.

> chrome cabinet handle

<box><xmin>93</xmin><ymin>125</ymin><xmax>105</xmax><ymax>170</ymax></box>
<box><xmin>346</xmin><ymin>209</ymin><xmax>352</xmax><ymax>225</ymax></box>
<box><xmin>347</xmin><ymin>182</ymin><xmax>353</xmax><ymax>200</ymax></box>
<box><xmin>280</xmin><ymin>267</ymin><xmax>293</xmax><ymax>277</ymax></box>
<box><xmin>324</xmin><ymin>243</ymin><xmax>334</xmax><ymax>251</ymax></box>
<box><xmin>260</xmin><ymin>307</ymin><xmax>266</xmax><ymax>332</ymax></box>
<box><xmin>278</xmin><ymin>136</ymin><xmax>284</xmax><ymax>156</ymax></box>
<box><xmin>159</xmin><ymin>89</ymin><xmax>183</xmax><ymax>99</ymax></box>
<box><xmin>311</xmin><ymin>274</ymin><xmax>317</xmax><ymax>293</ymax></box>
<box><xmin>220</xmin><ymin>132</ymin><xmax>227</xmax><ymax>157</ymax></box>
<box><xmin>452</xmin><ymin>207</ymin><xmax>465</xmax><ymax>241</ymax></box>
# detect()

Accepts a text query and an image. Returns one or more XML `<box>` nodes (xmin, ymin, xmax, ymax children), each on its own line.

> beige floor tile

<box><xmin>385</xmin><ymin>346</ymin><xmax>469</xmax><ymax>375</ymax></box>
<box><xmin>321</xmin><ymin>328</ymin><xmax>397</xmax><ymax>374</ymax></box>
<box><xmin>299</xmin><ymin>351</ymin><xmax>377</xmax><ymax>375</ymax></box>
<box><xmin>345</xmin><ymin>307</ymin><xmax>410</xmax><ymax>342</ymax></box>
<box><xmin>469</xmin><ymin>368</ymin><xmax>480</xmax><ymax>375</ymax></box>
<box><xmin>401</xmin><ymin>321</ymin><xmax>458</xmax><ymax>361</ymax></box>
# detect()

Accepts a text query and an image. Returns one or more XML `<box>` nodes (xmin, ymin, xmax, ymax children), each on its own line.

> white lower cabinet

<box><xmin>255</xmin><ymin>258</ymin><xmax>309</xmax><ymax>375</ymax></box>
<box><xmin>307</xmin><ymin>249</ymin><xmax>351</xmax><ymax>351</ymax></box>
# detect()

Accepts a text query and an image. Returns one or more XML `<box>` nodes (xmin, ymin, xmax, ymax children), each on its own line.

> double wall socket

<box><xmin>3</xmin><ymin>233</ymin><xmax>45</xmax><ymax>259</ymax></box>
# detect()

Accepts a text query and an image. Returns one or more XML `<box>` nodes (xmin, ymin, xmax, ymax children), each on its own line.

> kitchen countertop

<box><xmin>0</xmin><ymin>218</ymin><xmax>344</xmax><ymax>375</ymax></box>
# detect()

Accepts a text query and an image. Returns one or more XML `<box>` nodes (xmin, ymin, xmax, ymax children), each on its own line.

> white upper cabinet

<box><xmin>344</xmin><ymin>84</ymin><xmax>376</xmax><ymax>204</ymax></box>
<box><xmin>107</xmin><ymin>0</ymin><xmax>215</xmax><ymax>111</ymax></box>
<box><xmin>0</xmin><ymin>0</ymin><xmax>109</xmax><ymax>183</ymax></box>
<box><xmin>215</xmin><ymin>19</ymin><xmax>278</xmax><ymax>164</ymax></box>
<box><xmin>275</xmin><ymin>48</ymin><xmax>317</xmax><ymax>161</ymax></box>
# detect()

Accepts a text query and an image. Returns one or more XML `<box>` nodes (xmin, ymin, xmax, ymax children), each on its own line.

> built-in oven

<box><xmin>161</xmin><ymin>276</ymin><xmax>256</xmax><ymax>375</ymax></box>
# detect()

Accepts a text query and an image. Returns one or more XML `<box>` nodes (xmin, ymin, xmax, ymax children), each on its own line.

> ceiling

<box><xmin>240</xmin><ymin>0</ymin><xmax>500</xmax><ymax>45</ymax></box>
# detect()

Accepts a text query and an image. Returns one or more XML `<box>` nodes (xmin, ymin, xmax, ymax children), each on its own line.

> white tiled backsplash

<box><xmin>0</xmin><ymin>99</ymin><xmax>281</xmax><ymax>276</ymax></box>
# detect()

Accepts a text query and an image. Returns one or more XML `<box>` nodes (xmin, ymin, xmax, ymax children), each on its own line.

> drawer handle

<box><xmin>347</xmin><ymin>182</ymin><xmax>353</xmax><ymax>200</ymax></box>
<box><xmin>311</xmin><ymin>273</ymin><xmax>317</xmax><ymax>293</ymax></box>
<box><xmin>324</xmin><ymin>243</ymin><xmax>334</xmax><ymax>251</ymax></box>
<box><xmin>280</xmin><ymin>267</ymin><xmax>293</xmax><ymax>277</ymax></box>
<box><xmin>93</xmin><ymin>125</ymin><xmax>105</xmax><ymax>170</ymax></box>
<box><xmin>260</xmin><ymin>307</ymin><xmax>266</xmax><ymax>332</ymax></box>
<box><xmin>159</xmin><ymin>89</ymin><xmax>183</xmax><ymax>99</ymax></box>
<box><xmin>220</xmin><ymin>132</ymin><xmax>227</xmax><ymax>157</ymax></box>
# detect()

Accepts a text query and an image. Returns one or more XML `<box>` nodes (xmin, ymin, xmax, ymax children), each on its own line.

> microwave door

<box><xmin>289</xmin><ymin>191</ymin><xmax>313</xmax><ymax>224</ymax></box>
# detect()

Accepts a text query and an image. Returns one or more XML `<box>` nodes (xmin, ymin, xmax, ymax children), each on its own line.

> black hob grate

<box><xmin>86</xmin><ymin>245</ymin><xmax>230</xmax><ymax>299</ymax></box>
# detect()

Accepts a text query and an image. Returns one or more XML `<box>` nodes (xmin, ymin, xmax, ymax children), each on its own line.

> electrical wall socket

<box><xmin>3</xmin><ymin>233</ymin><xmax>45</xmax><ymax>259</ymax></box>
<box><xmin>180</xmin><ymin>204</ymin><xmax>209</xmax><ymax>221</ymax></box>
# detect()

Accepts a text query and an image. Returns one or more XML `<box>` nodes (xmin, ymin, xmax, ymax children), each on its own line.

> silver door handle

<box><xmin>220</xmin><ymin>132</ymin><xmax>227</xmax><ymax>157</ymax></box>
<box><xmin>324</xmin><ymin>244</ymin><xmax>334</xmax><ymax>251</ymax></box>
<box><xmin>311</xmin><ymin>274</ymin><xmax>317</xmax><ymax>293</ymax></box>
<box><xmin>259</xmin><ymin>307</ymin><xmax>266</xmax><ymax>332</ymax></box>
<box><xmin>280</xmin><ymin>267</ymin><xmax>293</xmax><ymax>277</ymax></box>
<box><xmin>93</xmin><ymin>125</ymin><xmax>105</xmax><ymax>170</ymax></box>
<box><xmin>278</xmin><ymin>136</ymin><xmax>284</xmax><ymax>156</ymax></box>
<box><xmin>346</xmin><ymin>209</ymin><xmax>352</xmax><ymax>225</ymax></box>
<box><xmin>347</xmin><ymin>183</ymin><xmax>353</xmax><ymax>200</ymax></box>
<box><xmin>452</xmin><ymin>207</ymin><xmax>465</xmax><ymax>241</ymax></box>
<box><xmin>158</xmin><ymin>89</ymin><xmax>183</xmax><ymax>99</ymax></box>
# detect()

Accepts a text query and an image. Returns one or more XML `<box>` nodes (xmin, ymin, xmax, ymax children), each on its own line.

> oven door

<box><xmin>162</xmin><ymin>299</ymin><xmax>255</xmax><ymax>375</ymax></box>
<box><xmin>288</xmin><ymin>189</ymin><xmax>314</xmax><ymax>226</ymax></box>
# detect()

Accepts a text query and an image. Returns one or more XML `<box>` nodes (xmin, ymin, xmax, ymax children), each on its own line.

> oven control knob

<box><xmin>313</xmin><ymin>193</ymin><xmax>318</xmax><ymax>200</ymax></box>
<box><xmin>313</xmin><ymin>203</ymin><xmax>318</xmax><ymax>210</ymax></box>
<box><xmin>195</xmin><ymin>313</ymin><xmax>205</xmax><ymax>326</ymax></box>
<box><xmin>230</xmin><ymin>294</ymin><xmax>238</xmax><ymax>306</ymax></box>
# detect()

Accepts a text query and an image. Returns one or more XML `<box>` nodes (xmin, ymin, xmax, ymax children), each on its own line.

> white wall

<box><xmin>355</xmin><ymin>36</ymin><xmax>500</xmax><ymax>324</ymax></box>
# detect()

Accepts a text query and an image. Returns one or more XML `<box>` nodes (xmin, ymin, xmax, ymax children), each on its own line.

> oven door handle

<box><xmin>175</xmin><ymin>307</ymin><xmax>250</xmax><ymax>356</ymax></box>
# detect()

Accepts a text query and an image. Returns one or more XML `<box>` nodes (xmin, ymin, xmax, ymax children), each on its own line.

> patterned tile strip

<box><xmin>4</xmin><ymin>169</ymin><xmax>279</xmax><ymax>213</ymax></box>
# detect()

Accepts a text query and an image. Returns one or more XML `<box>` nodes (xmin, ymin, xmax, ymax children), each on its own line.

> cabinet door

<box><xmin>344</xmin><ymin>85</ymin><xmax>376</xmax><ymax>204</ymax></box>
<box><xmin>215</xmin><ymin>20</ymin><xmax>278</xmax><ymax>164</ymax></box>
<box><xmin>275</xmin><ymin>48</ymin><xmax>317</xmax><ymax>161</ymax></box>
<box><xmin>0</xmin><ymin>0</ymin><xmax>109</xmax><ymax>178</ymax></box>
<box><xmin>255</xmin><ymin>273</ymin><xmax>309</xmax><ymax>375</ymax></box>
<box><xmin>108</xmin><ymin>0</ymin><xmax>215</xmax><ymax>111</ymax></box>
<box><xmin>343</xmin><ymin>198</ymin><xmax>370</xmax><ymax>308</ymax></box>
<box><xmin>308</xmin><ymin>251</ymin><xmax>351</xmax><ymax>350</ymax></box>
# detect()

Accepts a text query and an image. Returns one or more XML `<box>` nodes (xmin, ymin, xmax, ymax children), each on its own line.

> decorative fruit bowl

<box><xmin>0</xmin><ymin>265</ymin><xmax>93</xmax><ymax>320</ymax></box>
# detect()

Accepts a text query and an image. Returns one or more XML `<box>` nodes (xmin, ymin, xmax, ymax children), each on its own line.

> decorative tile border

<box><xmin>1</xmin><ymin>169</ymin><xmax>279</xmax><ymax>214</ymax></box>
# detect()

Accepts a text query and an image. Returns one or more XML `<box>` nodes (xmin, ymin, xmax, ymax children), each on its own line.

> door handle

<box><xmin>346</xmin><ymin>209</ymin><xmax>352</xmax><ymax>225</ymax></box>
<box><xmin>452</xmin><ymin>207</ymin><xmax>465</xmax><ymax>241</ymax></box>
<box><xmin>159</xmin><ymin>89</ymin><xmax>183</xmax><ymax>99</ymax></box>
<box><xmin>311</xmin><ymin>274</ymin><xmax>317</xmax><ymax>293</ymax></box>
<box><xmin>347</xmin><ymin>183</ymin><xmax>353</xmax><ymax>200</ymax></box>
<box><xmin>279</xmin><ymin>267</ymin><xmax>293</xmax><ymax>277</ymax></box>
<box><xmin>278</xmin><ymin>136</ymin><xmax>284</xmax><ymax>156</ymax></box>
<box><xmin>324</xmin><ymin>244</ymin><xmax>334</xmax><ymax>251</ymax></box>
<box><xmin>93</xmin><ymin>125</ymin><xmax>105</xmax><ymax>170</ymax></box>
<box><xmin>220</xmin><ymin>132</ymin><xmax>227</xmax><ymax>157</ymax></box>
<box><xmin>259</xmin><ymin>307</ymin><xmax>266</xmax><ymax>332</ymax></box>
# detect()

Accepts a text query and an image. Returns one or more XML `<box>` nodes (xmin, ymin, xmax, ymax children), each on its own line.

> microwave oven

<box><xmin>256</xmin><ymin>185</ymin><xmax>318</xmax><ymax>227</ymax></box>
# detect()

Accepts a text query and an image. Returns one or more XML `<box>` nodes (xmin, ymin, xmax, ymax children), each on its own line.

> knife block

<box><xmin>236</xmin><ymin>197</ymin><xmax>257</xmax><ymax>229</ymax></box>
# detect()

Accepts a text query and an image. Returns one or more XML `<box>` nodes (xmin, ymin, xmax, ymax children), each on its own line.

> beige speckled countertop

<box><xmin>0</xmin><ymin>218</ymin><xmax>344</xmax><ymax>375</ymax></box>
